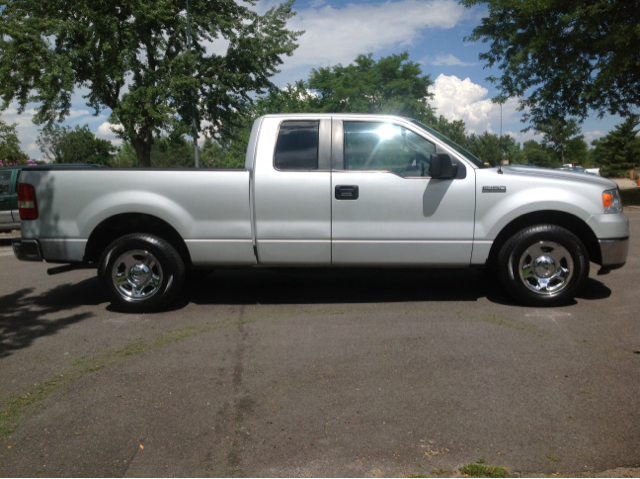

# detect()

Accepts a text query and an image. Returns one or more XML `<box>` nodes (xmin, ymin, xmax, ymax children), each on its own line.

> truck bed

<box><xmin>19</xmin><ymin>168</ymin><xmax>256</xmax><ymax>265</ymax></box>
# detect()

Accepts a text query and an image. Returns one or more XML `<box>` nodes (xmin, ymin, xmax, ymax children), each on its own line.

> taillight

<box><xmin>18</xmin><ymin>183</ymin><xmax>38</xmax><ymax>220</ymax></box>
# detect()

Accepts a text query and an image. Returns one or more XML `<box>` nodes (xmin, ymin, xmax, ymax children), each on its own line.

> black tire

<box><xmin>497</xmin><ymin>224</ymin><xmax>589</xmax><ymax>306</ymax></box>
<box><xmin>98</xmin><ymin>233</ymin><xmax>186</xmax><ymax>313</ymax></box>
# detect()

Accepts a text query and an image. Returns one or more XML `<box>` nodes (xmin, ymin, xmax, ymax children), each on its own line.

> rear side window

<box><xmin>275</xmin><ymin>121</ymin><xmax>319</xmax><ymax>170</ymax></box>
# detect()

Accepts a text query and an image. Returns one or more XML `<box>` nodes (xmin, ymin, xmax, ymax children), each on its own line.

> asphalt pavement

<box><xmin>0</xmin><ymin>210</ymin><xmax>639</xmax><ymax>477</ymax></box>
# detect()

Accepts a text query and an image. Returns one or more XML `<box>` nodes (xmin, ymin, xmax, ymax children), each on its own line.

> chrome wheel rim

<box><xmin>111</xmin><ymin>250</ymin><xmax>163</xmax><ymax>300</ymax></box>
<box><xmin>518</xmin><ymin>241</ymin><xmax>573</xmax><ymax>295</ymax></box>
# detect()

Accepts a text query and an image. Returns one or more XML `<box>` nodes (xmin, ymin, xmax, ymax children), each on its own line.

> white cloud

<box><xmin>2</xmin><ymin>108</ymin><xmax>39</xmax><ymax>128</ymax></box>
<box><xmin>428</xmin><ymin>53</ymin><xmax>477</xmax><ymax>67</ymax></box>
<box><xmin>281</xmin><ymin>0</ymin><xmax>471</xmax><ymax>70</ymax></box>
<box><xmin>428</xmin><ymin>73</ymin><xmax>521</xmax><ymax>135</ymax></box>
<box><xmin>205</xmin><ymin>0</ymin><xmax>471</xmax><ymax>70</ymax></box>
<box><xmin>584</xmin><ymin>130</ymin><xmax>604</xmax><ymax>143</ymax></box>
<box><xmin>97</xmin><ymin>121</ymin><xmax>124</xmax><ymax>138</ymax></box>
<box><xmin>66</xmin><ymin>109</ymin><xmax>91</xmax><ymax>119</ymax></box>
<box><xmin>27</xmin><ymin>143</ymin><xmax>39</xmax><ymax>152</ymax></box>
<box><xmin>203</xmin><ymin>37</ymin><xmax>230</xmax><ymax>57</ymax></box>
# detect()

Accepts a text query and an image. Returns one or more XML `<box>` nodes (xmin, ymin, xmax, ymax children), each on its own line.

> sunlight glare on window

<box><xmin>375</xmin><ymin>123</ymin><xmax>399</xmax><ymax>140</ymax></box>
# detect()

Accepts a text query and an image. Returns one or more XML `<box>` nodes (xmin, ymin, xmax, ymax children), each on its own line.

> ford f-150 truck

<box><xmin>13</xmin><ymin>114</ymin><xmax>629</xmax><ymax>312</ymax></box>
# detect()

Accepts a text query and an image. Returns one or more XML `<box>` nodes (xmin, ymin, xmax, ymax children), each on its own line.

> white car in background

<box><xmin>562</xmin><ymin>164</ymin><xmax>601</xmax><ymax>176</ymax></box>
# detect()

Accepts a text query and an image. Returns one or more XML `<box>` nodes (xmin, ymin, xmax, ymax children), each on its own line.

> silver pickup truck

<box><xmin>13</xmin><ymin>114</ymin><xmax>629</xmax><ymax>312</ymax></box>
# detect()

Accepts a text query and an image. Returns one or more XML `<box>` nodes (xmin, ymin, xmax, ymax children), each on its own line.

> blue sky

<box><xmin>1</xmin><ymin>0</ymin><xmax>624</xmax><ymax>160</ymax></box>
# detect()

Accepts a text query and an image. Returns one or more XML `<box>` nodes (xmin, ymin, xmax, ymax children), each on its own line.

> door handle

<box><xmin>335</xmin><ymin>185</ymin><xmax>359</xmax><ymax>200</ymax></box>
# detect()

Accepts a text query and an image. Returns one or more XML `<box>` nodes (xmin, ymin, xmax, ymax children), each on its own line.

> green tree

<box><xmin>150</xmin><ymin>136</ymin><xmax>196</xmax><ymax>168</ymax></box>
<box><xmin>308</xmin><ymin>52</ymin><xmax>436</xmax><ymax>123</ymax></box>
<box><xmin>256</xmin><ymin>81</ymin><xmax>322</xmax><ymax>115</ymax></box>
<box><xmin>430</xmin><ymin>115</ymin><xmax>467</xmax><ymax>146</ymax></box>
<box><xmin>466</xmin><ymin>132</ymin><xmax>503</xmax><ymax>166</ymax></box>
<box><xmin>462</xmin><ymin>0</ymin><xmax>640</xmax><ymax>125</ymax></box>
<box><xmin>535</xmin><ymin>118</ymin><xmax>581</xmax><ymax>163</ymax></box>
<box><xmin>564</xmin><ymin>136</ymin><xmax>590</xmax><ymax>166</ymax></box>
<box><xmin>0</xmin><ymin>0</ymin><xmax>301</xmax><ymax>167</ymax></box>
<box><xmin>592</xmin><ymin>115</ymin><xmax>640</xmax><ymax>177</ymax></box>
<box><xmin>114</xmin><ymin>141</ymin><xmax>138</xmax><ymax>168</ymax></box>
<box><xmin>0</xmin><ymin>117</ymin><xmax>29</xmax><ymax>167</ymax></box>
<box><xmin>590</xmin><ymin>138</ymin><xmax>606</xmax><ymax>168</ymax></box>
<box><xmin>37</xmin><ymin>124</ymin><xmax>116</xmax><ymax>165</ymax></box>
<box><xmin>499</xmin><ymin>134</ymin><xmax>521</xmax><ymax>164</ymax></box>
<box><xmin>516</xmin><ymin>140</ymin><xmax>557</xmax><ymax>167</ymax></box>
<box><xmin>205</xmin><ymin>131</ymin><xmax>252</xmax><ymax>169</ymax></box>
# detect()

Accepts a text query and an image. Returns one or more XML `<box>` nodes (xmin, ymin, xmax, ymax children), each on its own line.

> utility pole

<box><xmin>500</xmin><ymin>101</ymin><xmax>504</xmax><ymax>165</ymax></box>
<box><xmin>186</xmin><ymin>0</ymin><xmax>199</xmax><ymax>168</ymax></box>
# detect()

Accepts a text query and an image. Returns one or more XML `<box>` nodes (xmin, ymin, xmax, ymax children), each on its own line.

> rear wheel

<box><xmin>497</xmin><ymin>225</ymin><xmax>589</xmax><ymax>306</ymax></box>
<box><xmin>98</xmin><ymin>234</ymin><xmax>185</xmax><ymax>313</ymax></box>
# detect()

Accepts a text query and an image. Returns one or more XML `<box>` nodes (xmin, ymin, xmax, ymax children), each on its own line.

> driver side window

<box><xmin>343</xmin><ymin>122</ymin><xmax>436</xmax><ymax>177</ymax></box>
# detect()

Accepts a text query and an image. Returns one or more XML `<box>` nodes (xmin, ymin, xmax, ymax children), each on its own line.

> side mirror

<box><xmin>430</xmin><ymin>153</ymin><xmax>457</xmax><ymax>179</ymax></box>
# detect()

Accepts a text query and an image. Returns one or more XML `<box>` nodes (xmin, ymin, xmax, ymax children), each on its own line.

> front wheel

<box><xmin>98</xmin><ymin>234</ymin><xmax>186</xmax><ymax>313</ymax></box>
<box><xmin>497</xmin><ymin>225</ymin><xmax>589</xmax><ymax>306</ymax></box>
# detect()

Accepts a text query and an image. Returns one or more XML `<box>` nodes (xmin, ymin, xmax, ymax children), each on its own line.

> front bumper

<box><xmin>13</xmin><ymin>238</ymin><xmax>43</xmax><ymax>262</ymax></box>
<box><xmin>598</xmin><ymin>237</ymin><xmax>629</xmax><ymax>270</ymax></box>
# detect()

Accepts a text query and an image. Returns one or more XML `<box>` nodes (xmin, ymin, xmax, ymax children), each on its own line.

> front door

<box><xmin>331</xmin><ymin>119</ymin><xmax>476</xmax><ymax>266</ymax></box>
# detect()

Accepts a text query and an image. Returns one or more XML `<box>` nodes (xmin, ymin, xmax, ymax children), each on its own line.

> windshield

<box><xmin>408</xmin><ymin>119</ymin><xmax>488</xmax><ymax>168</ymax></box>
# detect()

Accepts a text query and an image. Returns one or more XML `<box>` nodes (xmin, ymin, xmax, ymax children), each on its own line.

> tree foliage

<box><xmin>430</xmin><ymin>115</ymin><xmax>467</xmax><ymax>146</ymax></box>
<box><xmin>307</xmin><ymin>52</ymin><xmax>436</xmax><ymax>123</ymax></box>
<box><xmin>0</xmin><ymin>0</ymin><xmax>301</xmax><ymax>167</ymax></box>
<box><xmin>114</xmin><ymin>141</ymin><xmax>138</xmax><ymax>168</ymax></box>
<box><xmin>534</xmin><ymin>118</ymin><xmax>582</xmax><ymax>163</ymax></box>
<box><xmin>255</xmin><ymin>52</ymin><xmax>436</xmax><ymax>122</ymax></box>
<box><xmin>516</xmin><ymin>140</ymin><xmax>556</xmax><ymax>167</ymax></box>
<box><xmin>37</xmin><ymin>124</ymin><xmax>116</xmax><ymax>165</ymax></box>
<box><xmin>256</xmin><ymin>81</ymin><xmax>322</xmax><ymax>115</ymax></box>
<box><xmin>591</xmin><ymin>115</ymin><xmax>640</xmax><ymax>177</ymax></box>
<box><xmin>462</xmin><ymin>0</ymin><xmax>640</xmax><ymax>124</ymax></box>
<box><xmin>0</xmin><ymin>117</ymin><xmax>29</xmax><ymax>167</ymax></box>
<box><xmin>564</xmin><ymin>136</ymin><xmax>590</xmax><ymax>167</ymax></box>
<box><xmin>465</xmin><ymin>131</ymin><xmax>519</xmax><ymax>166</ymax></box>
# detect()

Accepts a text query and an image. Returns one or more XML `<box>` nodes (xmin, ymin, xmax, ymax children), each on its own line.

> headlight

<box><xmin>602</xmin><ymin>188</ymin><xmax>622</xmax><ymax>214</ymax></box>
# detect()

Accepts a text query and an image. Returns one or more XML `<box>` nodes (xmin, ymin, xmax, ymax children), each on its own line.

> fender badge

<box><xmin>482</xmin><ymin>186</ymin><xmax>507</xmax><ymax>193</ymax></box>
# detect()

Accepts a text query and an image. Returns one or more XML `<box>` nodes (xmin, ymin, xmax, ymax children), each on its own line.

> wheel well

<box><xmin>84</xmin><ymin>213</ymin><xmax>192</xmax><ymax>267</ymax></box>
<box><xmin>487</xmin><ymin>211</ymin><xmax>601</xmax><ymax>268</ymax></box>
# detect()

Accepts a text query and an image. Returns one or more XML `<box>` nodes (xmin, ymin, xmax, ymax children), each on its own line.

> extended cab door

<box><xmin>253</xmin><ymin>117</ymin><xmax>332</xmax><ymax>265</ymax></box>
<box><xmin>331</xmin><ymin>119</ymin><xmax>476</xmax><ymax>266</ymax></box>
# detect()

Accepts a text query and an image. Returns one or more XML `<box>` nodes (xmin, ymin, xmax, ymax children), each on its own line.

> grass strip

<box><xmin>0</xmin><ymin>319</ymin><xmax>234</xmax><ymax>439</ymax></box>
<box><xmin>460</xmin><ymin>460</ymin><xmax>508</xmax><ymax>478</ymax></box>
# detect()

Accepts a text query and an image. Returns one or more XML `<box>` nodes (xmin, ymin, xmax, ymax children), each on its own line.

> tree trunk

<box><xmin>131</xmin><ymin>127</ymin><xmax>153</xmax><ymax>168</ymax></box>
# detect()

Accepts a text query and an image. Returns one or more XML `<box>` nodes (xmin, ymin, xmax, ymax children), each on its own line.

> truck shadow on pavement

<box><xmin>0</xmin><ymin>278</ymin><xmax>104</xmax><ymax>358</ymax></box>
<box><xmin>176</xmin><ymin>267</ymin><xmax>612</xmax><ymax>308</ymax></box>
